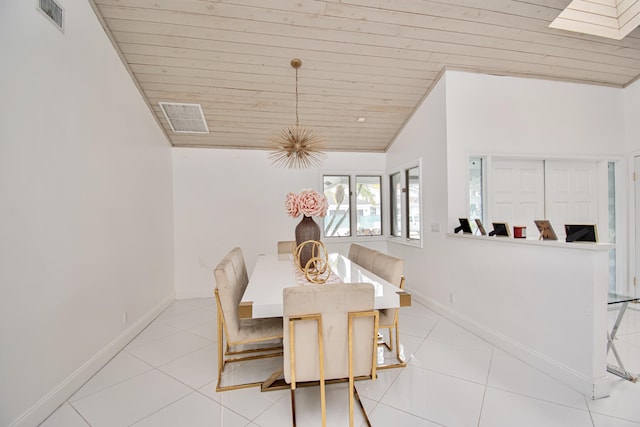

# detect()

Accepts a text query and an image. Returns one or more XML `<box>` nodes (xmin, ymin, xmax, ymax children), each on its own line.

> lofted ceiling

<box><xmin>89</xmin><ymin>0</ymin><xmax>640</xmax><ymax>153</ymax></box>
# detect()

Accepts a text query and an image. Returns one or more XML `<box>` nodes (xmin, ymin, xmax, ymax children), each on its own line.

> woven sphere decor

<box><xmin>294</xmin><ymin>240</ymin><xmax>330</xmax><ymax>284</ymax></box>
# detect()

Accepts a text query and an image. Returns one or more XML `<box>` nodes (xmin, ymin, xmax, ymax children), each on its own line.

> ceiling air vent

<box><xmin>159</xmin><ymin>102</ymin><xmax>210</xmax><ymax>134</ymax></box>
<box><xmin>37</xmin><ymin>0</ymin><xmax>64</xmax><ymax>32</ymax></box>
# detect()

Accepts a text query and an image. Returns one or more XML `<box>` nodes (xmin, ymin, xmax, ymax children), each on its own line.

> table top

<box><xmin>241</xmin><ymin>252</ymin><xmax>410</xmax><ymax>318</ymax></box>
<box><xmin>608</xmin><ymin>292</ymin><xmax>640</xmax><ymax>305</ymax></box>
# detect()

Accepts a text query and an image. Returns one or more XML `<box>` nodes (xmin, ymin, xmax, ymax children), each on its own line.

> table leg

<box><xmin>607</xmin><ymin>302</ymin><xmax>638</xmax><ymax>382</ymax></box>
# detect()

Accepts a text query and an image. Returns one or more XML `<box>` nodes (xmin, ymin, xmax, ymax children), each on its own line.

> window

<box><xmin>356</xmin><ymin>176</ymin><xmax>382</xmax><ymax>236</ymax></box>
<box><xmin>323</xmin><ymin>174</ymin><xmax>382</xmax><ymax>238</ymax></box>
<box><xmin>323</xmin><ymin>175</ymin><xmax>351</xmax><ymax>237</ymax></box>
<box><xmin>469</xmin><ymin>157</ymin><xmax>483</xmax><ymax>222</ymax></box>
<box><xmin>407</xmin><ymin>167</ymin><xmax>420</xmax><ymax>239</ymax></box>
<box><xmin>390</xmin><ymin>172</ymin><xmax>402</xmax><ymax>237</ymax></box>
<box><xmin>389</xmin><ymin>161</ymin><xmax>421</xmax><ymax>243</ymax></box>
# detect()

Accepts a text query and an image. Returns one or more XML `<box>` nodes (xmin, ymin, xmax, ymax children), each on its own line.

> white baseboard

<box><xmin>410</xmin><ymin>290</ymin><xmax>611</xmax><ymax>400</ymax></box>
<box><xmin>11</xmin><ymin>294</ymin><xmax>174</xmax><ymax>427</ymax></box>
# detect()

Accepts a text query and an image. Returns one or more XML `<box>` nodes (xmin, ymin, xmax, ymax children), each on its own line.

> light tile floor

<box><xmin>40</xmin><ymin>298</ymin><xmax>640</xmax><ymax>426</ymax></box>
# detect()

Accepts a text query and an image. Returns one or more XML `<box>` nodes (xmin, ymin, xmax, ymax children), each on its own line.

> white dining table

<box><xmin>240</xmin><ymin>252</ymin><xmax>411</xmax><ymax>319</ymax></box>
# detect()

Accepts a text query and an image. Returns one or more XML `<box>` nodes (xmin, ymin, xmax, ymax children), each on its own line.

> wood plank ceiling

<box><xmin>89</xmin><ymin>0</ymin><xmax>640</xmax><ymax>153</ymax></box>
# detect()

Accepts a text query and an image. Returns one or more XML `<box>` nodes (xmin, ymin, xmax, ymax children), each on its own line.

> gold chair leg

<box><xmin>353</xmin><ymin>387</ymin><xmax>372</xmax><ymax>427</ymax></box>
<box><xmin>289</xmin><ymin>315</ymin><xmax>326</xmax><ymax>427</ymax></box>
<box><xmin>290</xmin><ymin>389</ymin><xmax>297</xmax><ymax>427</ymax></box>
<box><xmin>320</xmin><ymin>377</ymin><xmax>326</xmax><ymax>427</ymax></box>
<box><xmin>316</xmin><ymin>317</ymin><xmax>326</xmax><ymax>427</ymax></box>
<box><xmin>349</xmin><ymin>314</ymin><xmax>355</xmax><ymax>427</ymax></box>
<box><xmin>349</xmin><ymin>371</ymin><xmax>355</xmax><ymax>427</ymax></box>
<box><xmin>395</xmin><ymin>323</ymin><xmax>401</xmax><ymax>360</ymax></box>
<box><xmin>216</xmin><ymin>304</ymin><xmax>224</xmax><ymax>389</ymax></box>
<box><xmin>378</xmin><ymin>328</ymin><xmax>393</xmax><ymax>352</ymax></box>
<box><xmin>349</xmin><ymin>310</ymin><xmax>379</xmax><ymax>427</ymax></box>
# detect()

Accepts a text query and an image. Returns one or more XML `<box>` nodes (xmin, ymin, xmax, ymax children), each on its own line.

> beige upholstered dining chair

<box><xmin>283</xmin><ymin>282</ymin><xmax>378</xmax><ymax>427</ymax></box>
<box><xmin>348</xmin><ymin>244</ymin><xmax>406</xmax><ymax>361</ymax></box>
<box><xmin>347</xmin><ymin>243</ymin><xmax>362</xmax><ymax>264</ymax></box>
<box><xmin>371</xmin><ymin>252</ymin><xmax>405</xmax><ymax>359</ymax></box>
<box><xmin>356</xmin><ymin>246</ymin><xmax>377</xmax><ymax>271</ymax></box>
<box><xmin>214</xmin><ymin>247</ymin><xmax>283</xmax><ymax>391</ymax></box>
<box><xmin>277</xmin><ymin>240</ymin><xmax>296</xmax><ymax>256</ymax></box>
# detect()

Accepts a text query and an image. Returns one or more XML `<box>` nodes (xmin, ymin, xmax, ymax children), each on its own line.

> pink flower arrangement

<box><xmin>285</xmin><ymin>189</ymin><xmax>328</xmax><ymax>218</ymax></box>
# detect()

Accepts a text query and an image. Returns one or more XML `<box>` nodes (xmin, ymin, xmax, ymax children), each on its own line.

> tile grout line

<box><xmin>125</xmin><ymin>328</ymin><xmax>215</xmax><ymax>368</ymax></box>
<box><xmin>476</xmin><ymin>346</ymin><xmax>494</xmax><ymax>427</ymax></box>
<box><xmin>67</xmin><ymin>400</ymin><xmax>93</xmax><ymax>427</ymax></box>
<box><xmin>584</xmin><ymin>391</ymin><xmax>597</xmax><ymax>427</ymax></box>
<box><xmin>124</xmin><ymin>327</ymin><xmax>185</xmax><ymax>351</ymax></box>
<box><xmin>376</xmin><ymin>318</ymin><xmax>437</xmax><ymax>403</ymax></box>
<box><xmin>66</xmin><ymin>351</ymin><xmax>156</xmax><ymax>405</ymax></box>
<box><xmin>126</xmin><ymin>389</ymin><xmax>200</xmax><ymax>426</ymax></box>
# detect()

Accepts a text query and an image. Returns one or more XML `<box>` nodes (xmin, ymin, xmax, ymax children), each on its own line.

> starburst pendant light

<box><xmin>269</xmin><ymin>58</ymin><xmax>326</xmax><ymax>169</ymax></box>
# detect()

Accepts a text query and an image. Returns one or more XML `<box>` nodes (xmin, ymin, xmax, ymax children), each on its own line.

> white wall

<box><xmin>0</xmin><ymin>1</ymin><xmax>175</xmax><ymax>425</ymax></box>
<box><xmin>172</xmin><ymin>148</ymin><xmax>386</xmax><ymax>298</ymax></box>
<box><xmin>625</xmin><ymin>79</ymin><xmax>640</xmax><ymax>153</ymax></box>
<box><xmin>386</xmin><ymin>71</ymin><xmax>625</xmax><ymax>397</ymax></box>
<box><xmin>624</xmin><ymin>79</ymin><xmax>640</xmax><ymax>296</ymax></box>
<box><xmin>385</xmin><ymin>74</ymin><xmax>449</xmax><ymax>297</ymax></box>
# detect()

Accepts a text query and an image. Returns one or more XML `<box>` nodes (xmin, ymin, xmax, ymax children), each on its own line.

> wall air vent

<box><xmin>159</xmin><ymin>102</ymin><xmax>210</xmax><ymax>134</ymax></box>
<box><xmin>37</xmin><ymin>0</ymin><xmax>64</xmax><ymax>32</ymax></box>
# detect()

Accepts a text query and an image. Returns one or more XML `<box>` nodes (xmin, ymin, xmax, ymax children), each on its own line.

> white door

<box><xmin>545</xmin><ymin>160</ymin><xmax>599</xmax><ymax>239</ymax></box>
<box><xmin>490</xmin><ymin>159</ymin><xmax>545</xmax><ymax>230</ymax></box>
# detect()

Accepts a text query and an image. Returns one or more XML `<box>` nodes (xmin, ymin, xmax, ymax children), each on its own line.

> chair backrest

<box><xmin>277</xmin><ymin>240</ymin><xmax>296</xmax><ymax>255</ymax></box>
<box><xmin>214</xmin><ymin>247</ymin><xmax>249</xmax><ymax>341</ymax></box>
<box><xmin>371</xmin><ymin>252</ymin><xmax>404</xmax><ymax>287</ymax></box>
<box><xmin>347</xmin><ymin>243</ymin><xmax>362</xmax><ymax>264</ymax></box>
<box><xmin>283</xmin><ymin>283</ymin><xmax>376</xmax><ymax>383</ymax></box>
<box><xmin>356</xmin><ymin>246</ymin><xmax>376</xmax><ymax>271</ymax></box>
<box><xmin>228</xmin><ymin>247</ymin><xmax>249</xmax><ymax>290</ymax></box>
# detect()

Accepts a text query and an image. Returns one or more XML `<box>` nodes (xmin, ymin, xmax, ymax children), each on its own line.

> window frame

<box><xmin>322</xmin><ymin>174</ymin><xmax>352</xmax><ymax>238</ymax></box>
<box><xmin>321</xmin><ymin>171</ymin><xmax>386</xmax><ymax>242</ymax></box>
<box><xmin>355</xmin><ymin>175</ymin><xmax>383</xmax><ymax>237</ymax></box>
<box><xmin>406</xmin><ymin>166</ymin><xmax>421</xmax><ymax>240</ymax></box>
<box><xmin>388</xmin><ymin>159</ymin><xmax>423</xmax><ymax>247</ymax></box>
<box><xmin>468</xmin><ymin>156</ymin><xmax>485</xmax><ymax>225</ymax></box>
<box><xmin>390</xmin><ymin>171</ymin><xmax>402</xmax><ymax>237</ymax></box>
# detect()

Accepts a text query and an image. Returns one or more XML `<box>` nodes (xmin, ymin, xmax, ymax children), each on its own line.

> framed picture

<box><xmin>489</xmin><ymin>222</ymin><xmax>510</xmax><ymax>237</ymax></box>
<box><xmin>454</xmin><ymin>218</ymin><xmax>473</xmax><ymax>234</ymax></box>
<box><xmin>475</xmin><ymin>218</ymin><xmax>486</xmax><ymax>236</ymax></box>
<box><xmin>565</xmin><ymin>224</ymin><xmax>598</xmax><ymax>243</ymax></box>
<box><xmin>534</xmin><ymin>220</ymin><xmax>558</xmax><ymax>240</ymax></box>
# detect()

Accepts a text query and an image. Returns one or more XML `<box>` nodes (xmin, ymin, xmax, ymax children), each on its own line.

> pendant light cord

<box><xmin>295</xmin><ymin>66</ymin><xmax>299</xmax><ymax>126</ymax></box>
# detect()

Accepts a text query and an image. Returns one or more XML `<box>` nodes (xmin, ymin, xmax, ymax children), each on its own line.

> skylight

<box><xmin>549</xmin><ymin>0</ymin><xmax>640</xmax><ymax>40</ymax></box>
